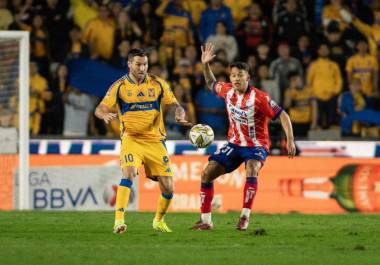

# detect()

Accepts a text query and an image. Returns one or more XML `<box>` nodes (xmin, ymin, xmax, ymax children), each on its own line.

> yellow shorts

<box><xmin>120</xmin><ymin>137</ymin><xmax>173</xmax><ymax>178</ymax></box>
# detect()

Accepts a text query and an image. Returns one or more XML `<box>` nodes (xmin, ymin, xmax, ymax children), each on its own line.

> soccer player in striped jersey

<box><xmin>192</xmin><ymin>43</ymin><xmax>296</xmax><ymax>231</ymax></box>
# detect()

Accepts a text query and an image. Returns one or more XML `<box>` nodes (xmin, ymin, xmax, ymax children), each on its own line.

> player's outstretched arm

<box><xmin>95</xmin><ymin>104</ymin><xmax>117</xmax><ymax>124</ymax></box>
<box><xmin>279</xmin><ymin>111</ymin><xmax>296</xmax><ymax>158</ymax></box>
<box><xmin>174</xmin><ymin>103</ymin><xmax>193</xmax><ymax>127</ymax></box>
<box><xmin>201</xmin><ymin>43</ymin><xmax>217</xmax><ymax>91</ymax></box>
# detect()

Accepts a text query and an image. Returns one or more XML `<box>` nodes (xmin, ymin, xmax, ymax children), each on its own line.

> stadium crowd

<box><xmin>1</xmin><ymin>0</ymin><xmax>380</xmax><ymax>139</ymax></box>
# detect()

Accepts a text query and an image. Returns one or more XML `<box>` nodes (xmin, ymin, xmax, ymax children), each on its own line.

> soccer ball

<box><xmin>189</xmin><ymin>124</ymin><xmax>214</xmax><ymax>148</ymax></box>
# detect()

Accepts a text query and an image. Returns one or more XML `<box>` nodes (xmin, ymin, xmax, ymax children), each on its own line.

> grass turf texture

<box><xmin>0</xmin><ymin>212</ymin><xmax>379</xmax><ymax>265</ymax></box>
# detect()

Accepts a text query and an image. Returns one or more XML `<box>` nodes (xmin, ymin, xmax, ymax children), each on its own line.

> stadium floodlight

<box><xmin>0</xmin><ymin>31</ymin><xmax>29</xmax><ymax>210</ymax></box>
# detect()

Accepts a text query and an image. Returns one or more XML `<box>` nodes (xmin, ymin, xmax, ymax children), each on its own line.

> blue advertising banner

<box><xmin>67</xmin><ymin>59</ymin><xmax>125</xmax><ymax>97</ymax></box>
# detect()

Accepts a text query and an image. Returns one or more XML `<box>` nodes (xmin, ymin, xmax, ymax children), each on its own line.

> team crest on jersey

<box><xmin>127</xmin><ymin>90</ymin><xmax>132</xmax><ymax>97</ymax></box>
<box><xmin>148</xmin><ymin>88</ymin><xmax>155</xmax><ymax>97</ymax></box>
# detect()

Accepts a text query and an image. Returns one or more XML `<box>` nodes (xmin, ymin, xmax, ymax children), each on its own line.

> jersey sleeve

<box><xmin>100</xmin><ymin>80</ymin><xmax>121</xmax><ymax>109</ymax></box>
<box><xmin>260</xmin><ymin>93</ymin><xmax>283</xmax><ymax>120</ymax></box>
<box><xmin>212</xmin><ymin>81</ymin><xmax>230</xmax><ymax>99</ymax></box>
<box><xmin>161</xmin><ymin>80</ymin><xmax>178</xmax><ymax>105</ymax></box>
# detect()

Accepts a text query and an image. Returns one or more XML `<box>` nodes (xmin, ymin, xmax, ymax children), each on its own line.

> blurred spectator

<box><xmin>341</xmin><ymin>8</ymin><xmax>380</xmax><ymax>59</ymax></box>
<box><xmin>339</xmin><ymin>78</ymin><xmax>380</xmax><ymax>135</ymax></box>
<box><xmin>165</xmin><ymin>80</ymin><xmax>196</xmax><ymax>137</ymax></box>
<box><xmin>29</xmin><ymin>62</ymin><xmax>52</xmax><ymax>135</ymax></box>
<box><xmin>8</xmin><ymin>0</ymin><xmax>23</xmax><ymax>16</ymax></box>
<box><xmin>131</xmin><ymin>39</ymin><xmax>142</xmax><ymax>49</ymax></box>
<box><xmin>110</xmin><ymin>0</ymin><xmax>123</xmax><ymax>19</ymax></box>
<box><xmin>246</xmin><ymin>54</ymin><xmax>258</xmax><ymax>85</ymax></box>
<box><xmin>200</xmin><ymin>0</ymin><xmax>234</xmax><ymax>42</ymax></box>
<box><xmin>148</xmin><ymin>47</ymin><xmax>160</xmax><ymax>65</ymax></box>
<box><xmin>206</xmin><ymin>21</ymin><xmax>238</xmax><ymax>63</ymax></box>
<box><xmin>275</xmin><ymin>0</ymin><xmax>309</xmax><ymax>47</ymax></box>
<box><xmin>0</xmin><ymin>0</ymin><xmax>13</xmax><ymax>30</ymax></box>
<box><xmin>156</xmin><ymin>0</ymin><xmax>194</xmax><ymax>70</ymax></box>
<box><xmin>72</xmin><ymin>0</ymin><xmax>98</xmax><ymax>30</ymax></box>
<box><xmin>63</xmin><ymin>88</ymin><xmax>95</xmax><ymax>137</ymax></box>
<box><xmin>269</xmin><ymin>42</ymin><xmax>303</xmax><ymax>101</ymax></box>
<box><xmin>292</xmin><ymin>35</ymin><xmax>313</xmax><ymax>71</ymax></box>
<box><xmin>236</xmin><ymin>3</ymin><xmax>272</xmax><ymax>58</ymax></box>
<box><xmin>110</xmin><ymin>40</ymin><xmax>131</xmax><ymax>69</ymax></box>
<box><xmin>224</xmin><ymin>0</ymin><xmax>251</xmax><ymax>27</ymax></box>
<box><xmin>184</xmin><ymin>45</ymin><xmax>203</xmax><ymax>87</ymax></box>
<box><xmin>172</xmin><ymin>59</ymin><xmax>196</xmax><ymax>95</ymax></box>
<box><xmin>256</xmin><ymin>43</ymin><xmax>272</xmax><ymax>67</ymax></box>
<box><xmin>273</xmin><ymin>0</ymin><xmax>307</xmax><ymax>25</ymax></box>
<box><xmin>214</xmin><ymin>49</ymin><xmax>229</xmax><ymax>65</ymax></box>
<box><xmin>6</xmin><ymin>0</ymin><xmax>380</xmax><ymax>139</ymax></box>
<box><xmin>133</xmin><ymin>1</ymin><xmax>163</xmax><ymax>46</ymax></box>
<box><xmin>350</xmin><ymin>0</ymin><xmax>373</xmax><ymax>24</ymax></box>
<box><xmin>257</xmin><ymin>64</ymin><xmax>280</xmax><ymax>104</ymax></box>
<box><xmin>156</xmin><ymin>0</ymin><xmax>194</xmax><ymax>49</ymax></box>
<box><xmin>82</xmin><ymin>4</ymin><xmax>115</xmax><ymax>60</ymax></box>
<box><xmin>9</xmin><ymin>0</ymin><xmax>38</xmax><ymax>26</ymax></box>
<box><xmin>149</xmin><ymin>63</ymin><xmax>168</xmax><ymax>80</ymax></box>
<box><xmin>322</xmin><ymin>0</ymin><xmax>349</xmax><ymax>31</ymax></box>
<box><xmin>40</xmin><ymin>64</ymin><xmax>67</xmax><ymax>134</ymax></box>
<box><xmin>16</xmin><ymin>14</ymin><xmax>50</xmax><ymax>77</ymax></box>
<box><xmin>195</xmin><ymin>75</ymin><xmax>228</xmax><ymax>136</ymax></box>
<box><xmin>65</xmin><ymin>25</ymin><xmax>90</xmax><ymax>60</ymax></box>
<box><xmin>114</xmin><ymin>10</ymin><xmax>142</xmax><ymax>51</ymax></box>
<box><xmin>307</xmin><ymin>44</ymin><xmax>342</xmax><ymax>129</ymax></box>
<box><xmin>284</xmin><ymin>71</ymin><xmax>317</xmax><ymax>136</ymax></box>
<box><xmin>44</xmin><ymin>0</ymin><xmax>71</xmax><ymax>63</ymax></box>
<box><xmin>346</xmin><ymin>40</ymin><xmax>378</xmax><ymax>99</ymax></box>
<box><xmin>183</xmin><ymin>0</ymin><xmax>207</xmax><ymax>26</ymax></box>
<box><xmin>324</xmin><ymin>21</ymin><xmax>353</xmax><ymax>73</ymax></box>
<box><xmin>210</xmin><ymin>59</ymin><xmax>228</xmax><ymax>77</ymax></box>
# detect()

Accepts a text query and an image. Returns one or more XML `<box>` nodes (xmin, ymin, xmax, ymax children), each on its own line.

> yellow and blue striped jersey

<box><xmin>346</xmin><ymin>54</ymin><xmax>378</xmax><ymax>97</ymax></box>
<box><xmin>100</xmin><ymin>74</ymin><xmax>178</xmax><ymax>142</ymax></box>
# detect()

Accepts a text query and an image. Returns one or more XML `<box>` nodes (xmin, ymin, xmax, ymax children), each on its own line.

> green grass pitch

<box><xmin>0</xmin><ymin>212</ymin><xmax>379</xmax><ymax>265</ymax></box>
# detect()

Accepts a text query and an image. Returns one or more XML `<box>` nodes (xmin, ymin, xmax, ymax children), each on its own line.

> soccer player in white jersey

<box><xmin>192</xmin><ymin>43</ymin><xmax>296</xmax><ymax>231</ymax></box>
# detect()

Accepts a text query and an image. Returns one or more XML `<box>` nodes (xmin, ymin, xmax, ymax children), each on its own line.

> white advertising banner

<box><xmin>14</xmin><ymin>166</ymin><xmax>138</xmax><ymax>211</ymax></box>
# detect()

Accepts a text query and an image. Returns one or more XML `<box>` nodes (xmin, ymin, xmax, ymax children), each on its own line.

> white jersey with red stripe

<box><xmin>212</xmin><ymin>81</ymin><xmax>283</xmax><ymax>150</ymax></box>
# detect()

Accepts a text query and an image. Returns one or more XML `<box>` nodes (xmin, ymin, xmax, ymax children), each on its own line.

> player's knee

<box><xmin>201</xmin><ymin>171</ymin><xmax>212</xmax><ymax>183</ymax></box>
<box><xmin>246</xmin><ymin>162</ymin><xmax>261</xmax><ymax>177</ymax></box>
<box><xmin>122</xmin><ymin>168</ymin><xmax>138</xmax><ymax>180</ymax></box>
<box><xmin>161</xmin><ymin>183</ymin><xmax>174</xmax><ymax>195</ymax></box>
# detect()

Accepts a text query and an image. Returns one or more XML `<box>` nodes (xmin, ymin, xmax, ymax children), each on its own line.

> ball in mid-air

<box><xmin>189</xmin><ymin>124</ymin><xmax>214</xmax><ymax>148</ymax></box>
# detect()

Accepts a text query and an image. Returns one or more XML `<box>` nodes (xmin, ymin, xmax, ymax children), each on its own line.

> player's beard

<box><xmin>132</xmin><ymin>71</ymin><xmax>147</xmax><ymax>82</ymax></box>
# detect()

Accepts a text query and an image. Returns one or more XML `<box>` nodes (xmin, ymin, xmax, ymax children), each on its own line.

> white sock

<box><xmin>241</xmin><ymin>208</ymin><xmax>251</xmax><ymax>218</ymax></box>
<box><xmin>201</xmin><ymin>212</ymin><xmax>212</xmax><ymax>224</ymax></box>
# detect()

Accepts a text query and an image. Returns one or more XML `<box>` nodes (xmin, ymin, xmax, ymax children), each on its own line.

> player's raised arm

<box><xmin>201</xmin><ymin>42</ymin><xmax>217</xmax><ymax>91</ymax></box>
<box><xmin>279</xmin><ymin>111</ymin><xmax>296</xmax><ymax>158</ymax></box>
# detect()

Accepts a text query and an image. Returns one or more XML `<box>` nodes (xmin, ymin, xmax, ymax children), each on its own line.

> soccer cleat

<box><xmin>113</xmin><ymin>220</ymin><xmax>127</xmax><ymax>234</ymax></box>
<box><xmin>153</xmin><ymin>219</ymin><xmax>172</xmax><ymax>232</ymax></box>
<box><xmin>237</xmin><ymin>216</ymin><xmax>249</xmax><ymax>231</ymax></box>
<box><xmin>191</xmin><ymin>220</ymin><xmax>214</xmax><ymax>230</ymax></box>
